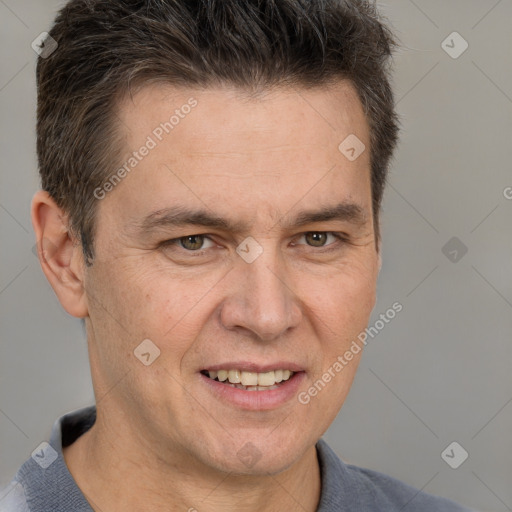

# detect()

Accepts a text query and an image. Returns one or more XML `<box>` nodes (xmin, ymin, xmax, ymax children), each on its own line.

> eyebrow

<box><xmin>132</xmin><ymin>201</ymin><xmax>368</xmax><ymax>235</ymax></box>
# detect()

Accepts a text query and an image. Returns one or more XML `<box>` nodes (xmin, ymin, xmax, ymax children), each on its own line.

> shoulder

<box><xmin>345</xmin><ymin>463</ymin><xmax>474</xmax><ymax>511</ymax></box>
<box><xmin>0</xmin><ymin>481</ymin><xmax>30</xmax><ymax>512</ymax></box>
<box><xmin>1</xmin><ymin>407</ymin><xmax>96</xmax><ymax>512</ymax></box>
<box><xmin>316</xmin><ymin>439</ymin><xmax>476</xmax><ymax>511</ymax></box>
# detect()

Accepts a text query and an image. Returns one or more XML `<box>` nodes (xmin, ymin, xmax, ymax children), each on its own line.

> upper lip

<box><xmin>201</xmin><ymin>361</ymin><xmax>305</xmax><ymax>373</ymax></box>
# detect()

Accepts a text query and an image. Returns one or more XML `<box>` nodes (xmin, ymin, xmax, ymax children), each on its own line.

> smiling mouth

<box><xmin>200</xmin><ymin>369</ymin><xmax>296</xmax><ymax>391</ymax></box>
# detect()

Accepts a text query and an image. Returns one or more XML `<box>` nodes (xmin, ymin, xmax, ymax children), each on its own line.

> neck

<box><xmin>63</xmin><ymin>407</ymin><xmax>322</xmax><ymax>512</ymax></box>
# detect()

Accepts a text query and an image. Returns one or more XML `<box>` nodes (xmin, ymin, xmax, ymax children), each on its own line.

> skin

<box><xmin>32</xmin><ymin>81</ymin><xmax>380</xmax><ymax>512</ymax></box>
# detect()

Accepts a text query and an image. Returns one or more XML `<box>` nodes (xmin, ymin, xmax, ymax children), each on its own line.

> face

<box><xmin>82</xmin><ymin>82</ymin><xmax>379</xmax><ymax>476</ymax></box>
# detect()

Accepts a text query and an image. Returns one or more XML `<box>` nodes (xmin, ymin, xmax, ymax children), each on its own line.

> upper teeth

<box><xmin>208</xmin><ymin>369</ymin><xmax>294</xmax><ymax>386</ymax></box>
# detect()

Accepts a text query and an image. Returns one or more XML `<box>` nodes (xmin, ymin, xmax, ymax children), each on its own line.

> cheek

<box><xmin>116</xmin><ymin>266</ymin><xmax>223</xmax><ymax>351</ymax></box>
<box><xmin>300</xmin><ymin>269</ymin><xmax>375</xmax><ymax>428</ymax></box>
<box><xmin>302</xmin><ymin>261</ymin><xmax>377</xmax><ymax>333</ymax></box>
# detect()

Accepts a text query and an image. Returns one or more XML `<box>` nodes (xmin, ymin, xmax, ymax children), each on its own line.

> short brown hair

<box><xmin>37</xmin><ymin>0</ymin><xmax>400</xmax><ymax>265</ymax></box>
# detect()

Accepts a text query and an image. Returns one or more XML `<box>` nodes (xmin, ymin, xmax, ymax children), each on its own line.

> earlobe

<box><xmin>31</xmin><ymin>190</ymin><xmax>89</xmax><ymax>318</ymax></box>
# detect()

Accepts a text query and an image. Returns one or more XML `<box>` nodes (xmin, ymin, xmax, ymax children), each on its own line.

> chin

<box><xmin>199</xmin><ymin>432</ymin><xmax>308</xmax><ymax>476</ymax></box>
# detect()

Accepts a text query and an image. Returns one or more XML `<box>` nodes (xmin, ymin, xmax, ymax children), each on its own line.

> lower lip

<box><xmin>200</xmin><ymin>372</ymin><xmax>305</xmax><ymax>411</ymax></box>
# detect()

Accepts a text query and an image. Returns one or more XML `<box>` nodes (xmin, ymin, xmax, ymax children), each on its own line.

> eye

<box><xmin>178</xmin><ymin>234</ymin><xmax>214</xmax><ymax>251</ymax></box>
<box><xmin>297</xmin><ymin>232</ymin><xmax>341</xmax><ymax>248</ymax></box>
<box><xmin>160</xmin><ymin>234</ymin><xmax>216</xmax><ymax>252</ymax></box>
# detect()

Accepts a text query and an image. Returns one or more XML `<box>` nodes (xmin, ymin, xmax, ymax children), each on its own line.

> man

<box><xmin>3</xmin><ymin>1</ymin><xmax>475</xmax><ymax>511</ymax></box>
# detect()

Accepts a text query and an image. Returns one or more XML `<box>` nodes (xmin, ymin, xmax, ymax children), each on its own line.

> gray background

<box><xmin>1</xmin><ymin>1</ymin><xmax>511</xmax><ymax>511</ymax></box>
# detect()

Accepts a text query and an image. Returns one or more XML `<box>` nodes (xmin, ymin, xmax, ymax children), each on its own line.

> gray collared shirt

<box><xmin>1</xmin><ymin>406</ymin><xmax>475</xmax><ymax>511</ymax></box>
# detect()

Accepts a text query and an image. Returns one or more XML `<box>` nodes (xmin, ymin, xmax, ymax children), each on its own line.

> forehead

<box><xmin>117</xmin><ymin>81</ymin><xmax>369</xmax><ymax>154</ymax></box>
<box><xmin>105</xmin><ymin>81</ymin><xmax>372</xmax><ymax>230</ymax></box>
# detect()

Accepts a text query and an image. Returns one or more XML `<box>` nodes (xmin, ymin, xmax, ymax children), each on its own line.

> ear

<box><xmin>31</xmin><ymin>190</ymin><xmax>88</xmax><ymax>318</ymax></box>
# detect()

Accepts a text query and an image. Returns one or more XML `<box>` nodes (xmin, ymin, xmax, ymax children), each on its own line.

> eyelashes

<box><xmin>160</xmin><ymin>231</ymin><xmax>349</xmax><ymax>257</ymax></box>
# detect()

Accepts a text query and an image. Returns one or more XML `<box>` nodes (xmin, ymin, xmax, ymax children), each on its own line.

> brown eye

<box><xmin>304</xmin><ymin>232</ymin><xmax>328</xmax><ymax>247</ymax></box>
<box><xmin>179</xmin><ymin>235</ymin><xmax>205</xmax><ymax>250</ymax></box>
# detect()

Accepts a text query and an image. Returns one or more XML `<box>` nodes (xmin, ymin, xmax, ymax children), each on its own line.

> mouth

<box><xmin>200</xmin><ymin>369</ymin><xmax>296</xmax><ymax>391</ymax></box>
<box><xmin>199</xmin><ymin>362</ymin><xmax>306</xmax><ymax>410</ymax></box>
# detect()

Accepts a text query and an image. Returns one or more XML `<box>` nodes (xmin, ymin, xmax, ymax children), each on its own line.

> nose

<box><xmin>219</xmin><ymin>249</ymin><xmax>302</xmax><ymax>341</ymax></box>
